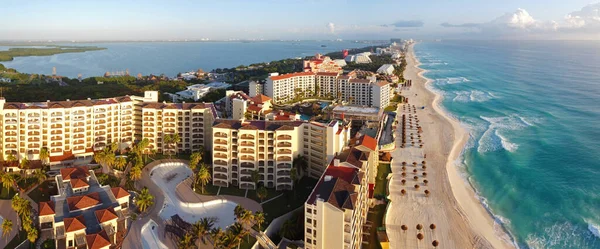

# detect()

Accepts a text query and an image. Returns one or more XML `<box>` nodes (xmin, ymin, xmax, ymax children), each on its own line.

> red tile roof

<box><xmin>70</xmin><ymin>178</ymin><xmax>89</xmax><ymax>189</ymax></box>
<box><xmin>60</xmin><ymin>166</ymin><xmax>90</xmax><ymax>180</ymax></box>
<box><xmin>250</xmin><ymin>94</ymin><xmax>271</xmax><ymax>103</ymax></box>
<box><xmin>67</xmin><ymin>192</ymin><xmax>100</xmax><ymax>211</ymax></box>
<box><xmin>358</xmin><ymin>135</ymin><xmax>377</xmax><ymax>151</ymax></box>
<box><xmin>64</xmin><ymin>215</ymin><xmax>86</xmax><ymax>232</ymax></box>
<box><xmin>50</xmin><ymin>151</ymin><xmax>75</xmax><ymax>163</ymax></box>
<box><xmin>86</xmin><ymin>230</ymin><xmax>112</xmax><ymax>249</ymax></box>
<box><xmin>95</xmin><ymin>208</ymin><xmax>118</xmax><ymax>223</ymax></box>
<box><xmin>38</xmin><ymin>201</ymin><xmax>55</xmax><ymax>216</ymax></box>
<box><xmin>307</xmin><ymin>160</ymin><xmax>360</xmax><ymax>209</ymax></box>
<box><xmin>316</xmin><ymin>72</ymin><xmax>340</xmax><ymax>76</ymax></box>
<box><xmin>111</xmin><ymin>187</ymin><xmax>130</xmax><ymax>199</ymax></box>
<box><xmin>269</xmin><ymin>72</ymin><xmax>314</xmax><ymax>81</ymax></box>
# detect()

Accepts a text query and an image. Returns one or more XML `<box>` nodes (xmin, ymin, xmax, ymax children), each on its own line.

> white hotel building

<box><xmin>266</xmin><ymin>72</ymin><xmax>391</xmax><ymax>108</ymax></box>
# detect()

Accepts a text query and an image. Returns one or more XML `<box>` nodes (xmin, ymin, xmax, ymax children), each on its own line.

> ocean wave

<box><xmin>587</xmin><ymin>221</ymin><xmax>600</xmax><ymax>239</ymax></box>
<box><xmin>477</xmin><ymin>115</ymin><xmax>533</xmax><ymax>153</ymax></box>
<box><xmin>452</xmin><ymin>90</ymin><xmax>495</xmax><ymax>103</ymax></box>
<box><xmin>474</xmin><ymin>191</ymin><xmax>520</xmax><ymax>248</ymax></box>
<box><xmin>525</xmin><ymin>221</ymin><xmax>600</xmax><ymax>249</ymax></box>
<box><xmin>435</xmin><ymin>76</ymin><xmax>470</xmax><ymax>85</ymax></box>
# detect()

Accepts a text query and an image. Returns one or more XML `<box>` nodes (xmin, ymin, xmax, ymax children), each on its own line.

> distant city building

<box><xmin>344</xmin><ymin>52</ymin><xmax>372</xmax><ymax>64</ymax></box>
<box><xmin>39</xmin><ymin>166</ymin><xmax>130</xmax><ymax>249</ymax></box>
<box><xmin>0</xmin><ymin>77</ymin><xmax>11</xmax><ymax>83</ymax></box>
<box><xmin>303</xmin><ymin>54</ymin><xmax>343</xmax><ymax>73</ymax></box>
<box><xmin>211</xmin><ymin>119</ymin><xmax>350</xmax><ymax>190</ymax></box>
<box><xmin>376</xmin><ymin>64</ymin><xmax>395</xmax><ymax>75</ymax></box>
<box><xmin>249</xmin><ymin>81</ymin><xmax>265</xmax><ymax>97</ymax></box>
<box><xmin>175</xmin><ymin>82</ymin><xmax>230</xmax><ymax>101</ymax></box>
<box><xmin>332</xmin><ymin>105</ymin><xmax>384</xmax><ymax>122</ymax></box>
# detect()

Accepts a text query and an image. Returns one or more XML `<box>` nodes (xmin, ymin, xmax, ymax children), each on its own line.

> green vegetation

<box><xmin>213</xmin><ymin>58</ymin><xmax>304</xmax><ymax>82</ymax></box>
<box><xmin>96</xmin><ymin>173</ymin><xmax>120</xmax><ymax>187</ymax></box>
<box><xmin>0</xmin><ymin>46</ymin><xmax>106</xmax><ymax>62</ymax></box>
<box><xmin>374</xmin><ymin>163</ymin><xmax>392</xmax><ymax>198</ymax></box>
<box><xmin>365</xmin><ymin>204</ymin><xmax>387</xmax><ymax>249</ymax></box>
<box><xmin>5</xmin><ymin>229</ymin><xmax>28</xmax><ymax>249</ymax></box>
<box><xmin>28</xmin><ymin>181</ymin><xmax>55</xmax><ymax>203</ymax></box>
<box><xmin>41</xmin><ymin>239</ymin><xmax>56</xmax><ymax>249</ymax></box>
<box><xmin>324</xmin><ymin>46</ymin><xmax>384</xmax><ymax>59</ymax></box>
<box><xmin>261</xmin><ymin>177</ymin><xmax>317</xmax><ymax>223</ymax></box>
<box><xmin>384</xmin><ymin>104</ymin><xmax>397</xmax><ymax>113</ymax></box>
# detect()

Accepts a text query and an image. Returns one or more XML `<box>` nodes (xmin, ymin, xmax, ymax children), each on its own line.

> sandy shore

<box><xmin>384</xmin><ymin>44</ymin><xmax>514</xmax><ymax>249</ymax></box>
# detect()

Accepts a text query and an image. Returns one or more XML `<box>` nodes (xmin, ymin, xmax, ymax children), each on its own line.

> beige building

<box><xmin>38</xmin><ymin>166</ymin><xmax>130</xmax><ymax>249</ymax></box>
<box><xmin>0</xmin><ymin>91</ymin><xmax>158</xmax><ymax>169</ymax></box>
<box><xmin>266</xmin><ymin>72</ymin><xmax>391</xmax><ymax>108</ymax></box>
<box><xmin>211</xmin><ymin>119</ymin><xmax>349</xmax><ymax>190</ymax></box>
<box><xmin>304</xmin><ymin>134</ymin><xmax>377</xmax><ymax>249</ymax></box>
<box><xmin>141</xmin><ymin>102</ymin><xmax>216</xmax><ymax>154</ymax></box>
<box><xmin>303</xmin><ymin>54</ymin><xmax>343</xmax><ymax>74</ymax></box>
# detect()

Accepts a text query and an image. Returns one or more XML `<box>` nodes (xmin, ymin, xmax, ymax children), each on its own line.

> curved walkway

<box><xmin>121</xmin><ymin>159</ymin><xmax>262</xmax><ymax>249</ymax></box>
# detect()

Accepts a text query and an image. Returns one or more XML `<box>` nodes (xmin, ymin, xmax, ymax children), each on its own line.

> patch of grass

<box><xmin>262</xmin><ymin>177</ymin><xmax>317</xmax><ymax>222</ymax></box>
<box><xmin>239</xmin><ymin>235</ymin><xmax>257</xmax><ymax>249</ymax></box>
<box><xmin>28</xmin><ymin>181</ymin><xmax>56</xmax><ymax>203</ymax></box>
<box><xmin>16</xmin><ymin>177</ymin><xmax>38</xmax><ymax>191</ymax></box>
<box><xmin>384</xmin><ymin>104</ymin><xmax>397</xmax><ymax>113</ymax></box>
<box><xmin>41</xmin><ymin>239</ymin><xmax>56</xmax><ymax>249</ymax></box>
<box><xmin>96</xmin><ymin>173</ymin><xmax>120</xmax><ymax>187</ymax></box>
<box><xmin>365</xmin><ymin>204</ymin><xmax>387</xmax><ymax>249</ymax></box>
<box><xmin>0</xmin><ymin>184</ymin><xmax>17</xmax><ymax>199</ymax></box>
<box><xmin>247</xmin><ymin>187</ymin><xmax>280</xmax><ymax>203</ymax></box>
<box><xmin>218</xmin><ymin>186</ymin><xmax>247</xmax><ymax>197</ymax></box>
<box><xmin>374</xmin><ymin>163</ymin><xmax>392</xmax><ymax>197</ymax></box>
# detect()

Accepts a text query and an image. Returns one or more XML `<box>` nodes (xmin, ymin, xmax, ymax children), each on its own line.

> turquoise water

<box><xmin>0</xmin><ymin>41</ymin><xmax>368</xmax><ymax>78</ymax></box>
<box><xmin>415</xmin><ymin>41</ymin><xmax>600</xmax><ymax>249</ymax></box>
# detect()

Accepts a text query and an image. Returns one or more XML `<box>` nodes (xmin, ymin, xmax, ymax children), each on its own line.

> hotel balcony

<box><xmin>276</xmin><ymin>156</ymin><xmax>292</xmax><ymax>162</ymax></box>
<box><xmin>277</xmin><ymin>142</ymin><xmax>292</xmax><ymax>148</ymax></box>
<box><xmin>214</xmin><ymin>153</ymin><xmax>228</xmax><ymax>159</ymax></box>
<box><xmin>277</xmin><ymin>135</ymin><xmax>292</xmax><ymax>140</ymax></box>
<box><xmin>214</xmin><ymin>139</ymin><xmax>228</xmax><ymax>145</ymax></box>
<box><xmin>240</xmin><ymin>155</ymin><xmax>255</xmax><ymax>161</ymax></box>
<box><xmin>214</xmin><ymin>173</ymin><xmax>228</xmax><ymax>181</ymax></box>
<box><xmin>277</xmin><ymin>149</ymin><xmax>292</xmax><ymax>154</ymax></box>
<box><xmin>164</xmin><ymin>112</ymin><xmax>176</xmax><ymax>117</ymax></box>
<box><xmin>240</xmin><ymin>141</ymin><xmax>254</xmax><ymax>147</ymax></box>
<box><xmin>214</xmin><ymin>146</ymin><xmax>228</xmax><ymax>152</ymax></box>
<box><xmin>214</xmin><ymin>159</ymin><xmax>228</xmax><ymax>166</ymax></box>
<box><xmin>277</xmin><ymin>163</ymin><xmax>291</xmax><ymax>169</ymax></box>
<box><xmin>240</xmin><ymin>134</ymin><xmax>255</xmax><ymax>140</ymax></box>
<box><xmin>240</xmin><ymin>148</ymin><xmax>254</xmax><ymax>154</ymax></box>
<box><xmin>213</xmin><ymin>167</ymin><xmax>228</xmax><ymax>173</ymax></box>
<box><xmin>240</xmin><ymin>162</ymin><xmax>255</xmax><ymax>169</ymax></box>
<box><xmin>214</xmin><ymin>132</ymin><xmax>228</xmax><ymax>138</ymax></box>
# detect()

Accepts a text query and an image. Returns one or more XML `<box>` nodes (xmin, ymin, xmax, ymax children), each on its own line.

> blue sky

<box><xmin>1</xmin><ymin>0</ymin><xmax>599</xmax><ymax>40</ymax></box>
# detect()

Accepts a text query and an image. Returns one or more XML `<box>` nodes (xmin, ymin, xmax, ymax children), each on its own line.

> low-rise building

<box><xmin>39</xmin><ymin>166</ymin><xmax>130</xmax><ymax>249</ymax></box>
<box><xmin>376</xmin><ymin>64</ymin><xmax>395</xmax><ymax>75</ymax></box>
<box><xmin>303</xmin><ymin>54</ymin><xmax>343</xmax><ymax>73</ymax></box>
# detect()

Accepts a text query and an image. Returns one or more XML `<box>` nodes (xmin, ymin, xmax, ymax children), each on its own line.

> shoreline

<box><xmin>408</xmin><ymin>43</ymin><xmax>516</xmax><ymax>248</ymax></box>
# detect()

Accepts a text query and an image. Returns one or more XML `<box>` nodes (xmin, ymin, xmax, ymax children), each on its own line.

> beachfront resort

<box><xmin>0</xmin><ymin>40</ymin><xmax>433</xmax><ymax>249</ymax></box>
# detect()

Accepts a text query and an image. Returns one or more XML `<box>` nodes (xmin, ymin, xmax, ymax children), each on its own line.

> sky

<box><xmin>1</xmin><ymin>0</ymin><xmax>599</xmax><ymax>41</ymax></box>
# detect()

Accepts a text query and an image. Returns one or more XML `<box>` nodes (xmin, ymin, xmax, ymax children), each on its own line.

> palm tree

<box><xmin>250</xmin><ymin>170</ymin><xmax>260</xmax><ymax>188</ymax></box>
<box><xmin>114</xmin><ymin>157</ymin><xmax>127</xmax><ymax>171</ymax></box>
<box><xmin>164</xmin><ymin>134</ymin><xmax>181</xmax><ymax>158</ymax></box>
<box><xmin>228</xmin><ymin>222</ymin><xmax>248</xmax><ymax>245</ymax></box>
<box><xmin>195</xmin><ymin>164</ymin><xmax>211</xmax><ymax>194</ymax></box>
<box><xmin>192</xmin><ymin>217</ymin><xmax>216</xmax><ymax>245</ymax></box>
<box><xmin>254</xmin><ymin>211</ymin><xmax>265</xmax><ymax>231</ymax></box>
<box><xmin>6</xmin><ymin>153</ymin><xmax>17</xmax><ymax>163</ymax></box>
<box><xmin>279</xmin><ymin>219</ymin><xmax>296</xmax><ymax>239</ymax></box>
<box><xmin>2</xmin><ymin>219</ymin><xmax>12</xmax><ymax>243</ymax></box>
<box><xmin>1</xmin><ymin>172</ymin><xmax>15</xmax><ymax>197</ymax></box>
<box><xmin>129</xmin><ymin>166</ymin><xmax>142</xmax><ymax>182</ymax></box>
<box><xmin>177</xmin><ymin>232</ymin><xmax>196</xmax><ymax>249</ymax></box>
<box><xmin>290</xmin><ymin>167</ymin><xmax>299</xmax><ymax>197</ymax></box>
<box><xmin>33</xmin><ymin>169</ymin><xmax>47</xmax><ymax>185</ymax></box>
<box><xmin>39</xmin><ymin>147</ymin><xmax>49</xmax><ymax>165</ymax></box>
<box><xmin>26</xmin><ymin>227</ymin><xmax>38</xmax><ymax>243</ymax></box>
<box><xmin>20</xmin><ymin>158</ymin><xmax>29</xmax><ymax>177</ymax></box>
<box><xmin>234</xmin><ymin>205</ymin><xmax>245</xmax><ymax>220</ymax></box>
<box><xmin>256</xmin><ymin>186</ymin><xmax>268</xmax><ymax>203</ymax></box>
<box><xmin>136</xmin><ymin>187</ymin><xmax>154</xmax><ymax>213</ymax></box>
<box><xmin>189</xmin><ymin>152</ymin><xmax>203</xmax><ymax>172</ymax></box>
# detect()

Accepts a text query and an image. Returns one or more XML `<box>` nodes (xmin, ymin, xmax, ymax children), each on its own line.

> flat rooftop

<box><xmin>333</xmin><ymin>105</ymin><xmax>380</xmax><ymax>115</ymax></box>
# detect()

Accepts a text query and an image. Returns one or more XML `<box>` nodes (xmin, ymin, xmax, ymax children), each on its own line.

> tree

<box><xmin>177</xmin><ymin>232</ymin><xmax>196</xmax><ymax>249</ymax></box>
<box><xmin>2</xmin><ymin>219</ymin><xmax>12</xmax><ymax>243</ymax></box>
<box><xmin>39</xmin><ymin>147</ymin><xmax>49</xmax><ymax>165</ymax></box>
<box><xmin>234</xmin><ymin>205</ymin><xmax>245</xmax><ymax>220</ymax></box>
<box><xmin>20</xmin><ymin>158</ymin><xmax>29</xmax><ymax>176</ymax></box>
<box><xmin>114</xmin><ymin>157</ymin><xmax>127</xmax><ymax>171</ymax></box>
<box><xmin>254</xmin><ymin>211</ymin><xmax>265</xmax><ymax>231</ymax></box>
<box><xmin>33</xmin><ymin>169</ymin><xmax>47</xmax><ymax>185</ymax></box>
<box><xmin>250</xmin><ymin>170</ymin><xmax>260</xmax><ymax>188</ymax></box>
<box><xmin>192</xmin><ymin>217</ymin><xmax>216</xmax><ymax>245</ymax></box>
<box><xmin>292</xmin><ymin>155</ymin><xmax>308</xmax><ymax>176</ymax></box>
<box><xmin>0</xmin><ymin>172</ymin><xmax>15</xmax><ymax>196</ymax></box>
<box><xmin>228</xmin><ymin>222</ymin><xmax>249</xmax><ymax>245</ymax></box>
<box><xmin>6</xmin><ymin>153</ymin><xmax>16</xmax><ymax>163</ymax></box>
<box><xmin>195</xmin><ymin>164</ymin><xmax>211</xmax><ymax>194</ymax></box>
<box><xmin>129</xmin><ymin>166</ymin><xmax>142</xmax><ymax>182</ymax></box>
<box><xmin>239</xmin><ymin>210</ymin><xmax>254</xmax><ymax>228</ymax></box>
<box><xmin>256</xmin><ymin>186</ymin><xmax>268</xmax><ymax>203</ymax></box>
<box><xmin>27</xmin><ymin>226</ymin><xmax>38</xmax><ymax>243</ymax></box>
<box><xmin>163</xmin><ymin>134</ymin><xmax>181</xmax><ymax>158</ymax></box>
<box><xmin>189</xmin><ymin>152</ymin><xmax>203</xmax><ymax>172</ymax></box>
<box><xmin>279</xmin><ymin>219</ymin><xmax>296</xmax><ymax>239</ymax></box>
<box><xmin>290</xmin><ymin>166</ymin><xmax>299</xmax><ymax>195</ymax></box>
<box><xmin>136</xmin><ymin>187</ymin><xmax>154</xmax><ymax>213</ymax></box>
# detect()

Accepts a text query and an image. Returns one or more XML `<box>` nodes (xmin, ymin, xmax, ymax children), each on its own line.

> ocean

<box><xmin>0</xmin><ymin>41</ymin><xmax>368</xmax><ymax>78</ymax></box>
<box><xmin>415</xmin><ymin>41</ymin><xmax>600</xmax><ymax>249</ymax></box>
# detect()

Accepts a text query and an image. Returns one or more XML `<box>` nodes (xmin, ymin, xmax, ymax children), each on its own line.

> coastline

<box><xmin>408</xmin><ymin>43</ymin><xmax>515</xmax><ymax>248</ymax></box>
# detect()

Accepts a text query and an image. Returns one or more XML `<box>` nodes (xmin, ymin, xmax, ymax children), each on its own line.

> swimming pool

<box><xmin>149</xmin><ymin>162</ymin><xmax>237</xmax><ymax>229</ymax></box>
<box><xmin>141</xmin><ymin>219</ymin><xmax>169</xmax><ymax>249</ymax></box>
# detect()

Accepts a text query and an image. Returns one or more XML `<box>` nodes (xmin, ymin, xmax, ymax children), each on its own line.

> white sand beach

<box><xmin>384</xmin><ymin>43</ymin><xmax>515</xmax><ymax>249</ymax></box>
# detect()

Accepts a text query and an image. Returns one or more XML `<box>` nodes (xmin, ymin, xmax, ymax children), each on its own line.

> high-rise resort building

<box><xmin>211</xmin><ymin>119</ymin><xmax>350</xmax><ymax>190</ymax></box>
<box><xmin>38</xmin><ymin>166</ymin><xmax>130</xmax><ymax>249</ymax></box>
<box><xmin>265</xmin><ymin>72</ymin><xmax>391</xmax><ymax>107</ymax></box>
<box><xmin>0</xmin><ymin>91</ymin><xmax>216</xmax><ymax>170</ymax></box>
<box><xmin>304</xmin><ymin>134</ymin><xmax>377</xmax><ymax>249</ymax></box>
<box><xmin>303</xmin><ymin>54</ymin><xmax>344</xmax><ymax>74</ymax></box>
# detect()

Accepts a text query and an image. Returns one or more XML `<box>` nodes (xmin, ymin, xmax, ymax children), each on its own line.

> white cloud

<box><xmin>327</xmin><ymin>22</ymin><xmax>335</xmax><ymax>34</ymax></box>
<box><xmin>563</xmin><ymin>3</ymin><xmax>600</xmax><ymax>29</ymax></box>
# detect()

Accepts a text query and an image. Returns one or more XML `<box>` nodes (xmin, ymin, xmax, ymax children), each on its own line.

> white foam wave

<box><xmin>587</xmin><ymin>221</ymin><xmax>600</xmax><ymax>239</ymax></box>
<box><xmin>477</xmin><ymin>115</ymin><xmax>533</xmax><ymax>153</ymax></box>
<box><xmin>435</xmin><ymin>76</ymin><xmax>470</xmax><ymax>85</ymax></box>
<box><xmin>475</xmin><ymin>192</ymin><xmax>519</xmax><ymax>248</ymax></box>
<box><xmin>452</xmin><ymin>90</ymin><xmax>495</xmax><ymax>103</ymax></box>
<box><xmin>526</xmin><ymin>221</ymin><xmax>600</xmax><ymax>249</ymax></box>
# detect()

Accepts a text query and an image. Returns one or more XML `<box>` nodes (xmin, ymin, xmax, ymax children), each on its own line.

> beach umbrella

<box><xmin>423</xmin><ymin>179</ymin><xmax>428</xmax><ymax>186</ymax></box>
<box><xmin>401</xmin><ymin>179</ymin><xmax>406</xmax><ymax>185</ymax></box>
<box><xmin>423</xmin><ymin>172</ymin><xmax>427</xmax><ymax>177</ymax></box>
<box><xmin>424</xmin><ymin>190</ymin><xmax>430</xmax><ymax>197</ymax></box>
<box><xmin>416</xmin><ymin>224</ymin><xmax>423</xmax><ymax>231</ymax></box>
<box><xmin>414</xmin><ymin>176</ymin><xmax>419</xmax><ymax>181</ymax></box>
<box><xmin>413</xmin><ymin>162</ymin><xmax>417</xmax><ymax>166</ymax></box>
<box><xmin>413</xmin><ymin>169</ymin><xmax>418</xmax><ymax>174</ymax></box>
<box><xmin>400</xmin><ymin>189</ymin><xmax>406</xmax><ymax>196</ymax></box>
<box><xmin>422</xmin><ymin>165</ymin><xmax>427</xmax><ymax>170</ymax></box>
<box><xmin>402</xmin><ymin>172</ymin><xmax>407</xmax><ymax>177</ymax></box>
<box><xmin>432</xmin><ymin>240</ymin><xmax>439</xmax><ymax>248</ymax></box>
<box><xmin>401</xmin><ymin>225</ymin><xmax>408</xmax><ymax>232</ymax></box>
<box><xmin>422</xmin><ymin>161</ymin><xmax>426</xmax><ymax>165</ymax></box>
<box><xmin>414</xmin><ymin>184</ymin><xmax>420</xmax><ymax>190</ymax></box>
<box><xmin>417</xmin><ymin>233</ymin><xmax>424</xmax><ymax>241</ymax></box>
<box><xmin>402</xmin><ymin>162</ymin><xmax>407</xmax><ymax>166</ymax></box>
<box><xmin>430</xmin><ymin>224</ymin><xmax>436</xmax><ymax>230</ymax></box>
<box><xmin>402</xmin><ymin>166</ymin><xmax>406</xmax><ymax>171</ymax></box>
